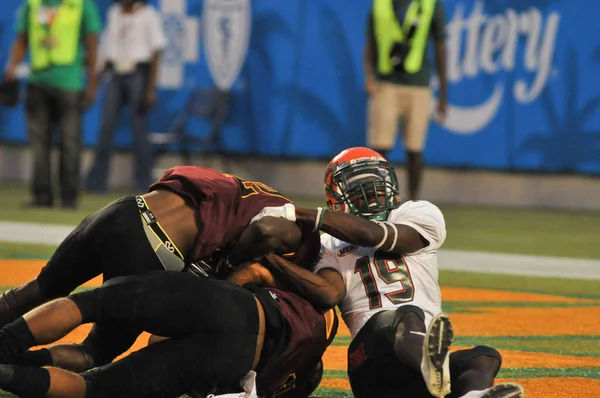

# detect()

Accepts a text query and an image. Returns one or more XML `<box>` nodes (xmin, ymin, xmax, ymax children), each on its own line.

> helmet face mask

<box><xmin>325</xmin><ymin>148</ymin><xmax>400</xmax><ymax>221</ymax></box>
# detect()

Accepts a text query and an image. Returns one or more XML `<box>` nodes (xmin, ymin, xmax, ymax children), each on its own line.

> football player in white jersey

<box><xmin>254</xmin><ymin>147</ymin><xmax>525</xmax><ymax>398</ymax></box>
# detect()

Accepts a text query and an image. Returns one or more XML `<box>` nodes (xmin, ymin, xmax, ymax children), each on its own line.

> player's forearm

<box><xmin>85</xmin><ymin>35</ymin><xmax>98</xmax><ymax>88</ymax></box>
<box><xmin>363</xmin><ymin>42</ymin><xmax>375</xmax><ymax>79</ymax></box>
<box><xmin>263</xmin><ymin>254</ymin><xmax>340</xmax><ymax>309</ymax></box>
<box><xmin>435</xmin><ymin>42</ymin><xmax>447</xmax><ymax>103</ymax></box>
<box><xmin>8</xmin><ymin>34</ymin><xmax>27</xmax><ymax>69</ymax></box>
<box><xmin>295</xmin><ymin>208</ymin><xmax>385</xmax><ymax>248</ymax></box>
<box><xmin>147</xmin><ymin>51</ymin><xmax>160</xmax><ymax>94</ymax></box>
<box><xmin>228</xmin><ymin>217</ymin><xmax>301</xmax><ymax>267</ymax></box>
<box><xmin>228</xmin><ymin>226</ymin><xmax>282</xmax><ymax>267</ymax></box>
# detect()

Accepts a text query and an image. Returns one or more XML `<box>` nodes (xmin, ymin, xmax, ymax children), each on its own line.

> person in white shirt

<box><xmin>254</xmin><ymin>147</ymin><xmax>525</xmax><ymax>398</ymax></box>
<box><xmin>86</xmin><ymin>0</ymin><xmax>166</xmax><ymax>193</ymax></box>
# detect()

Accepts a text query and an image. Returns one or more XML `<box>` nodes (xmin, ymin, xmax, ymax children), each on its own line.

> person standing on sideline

<box><xmin>86</xmin><ymin>0</ymin><xmax>166</xmax><ymax>193</ymax></box>
<box><xmin>4</xmin><ymin>0</ymin><xmax>102</xmax><ymax>208</ymax></box>
<box><xmin>364</xmin><ymin>0</ymin><xmax>447</xmax><ymax>201</ymax></box>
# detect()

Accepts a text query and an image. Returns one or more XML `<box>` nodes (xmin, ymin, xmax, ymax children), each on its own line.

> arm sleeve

<box><xmin>389</xmin><ymin>201</ymin><xmax>447</xmax><ymax>252</ymax></box>
<box><xmin>16</xmin><ymin>3</ymin><xmax>29</xmax><ymax>33</ymax></box>
<box><xmin>430</xmin><ymin>2</ymin><xmax>447</xmax><ymax>43</ymax></box>
<box><xmin>82</xmin><ymin>0</ymin><xmax>103</xmax><ymax>35</ymax></box>
<box><xmin>148</xmin><ymin>7</ymin><xmax>167</xmax><ymax>51</ymax></box>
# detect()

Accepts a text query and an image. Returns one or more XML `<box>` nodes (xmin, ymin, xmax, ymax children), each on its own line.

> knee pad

<box><xmin>392</xmin><ymin>305</ymin><xmax>426</xmax><ymax>333</ymax></box>
<box><xmin>468</xmin><ymin>345</ymin><xmax>502</xmax><ymax>374</ymax></box>
<box><xmin>67</xmin><ymin>291</ymin><xmax>98</xmax><ymax>324</ymax></box>
<box><xmin>0</xmin><ymin>280</ymin><xmax>46</xmax><ymax>326</ymax></box>
<box><xmin>50</xmin><ymin>343</ymin><xmax>97</xmax><ymax>371</ymax></box>
<box><xmin>471</xmin><ymin>345</ymin><xmax>502</xmax><ymax>363</ymax></box>
<box><xmin>80</xmin><ymin>336</ymin><xmax>109</xmax><ymax>368</ymax></box>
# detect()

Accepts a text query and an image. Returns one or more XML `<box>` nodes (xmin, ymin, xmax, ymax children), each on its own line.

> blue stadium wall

<box><xmin>0</xmin><ymin>0</ymin><xmax>599</xmax><ymax>174</ymax></box>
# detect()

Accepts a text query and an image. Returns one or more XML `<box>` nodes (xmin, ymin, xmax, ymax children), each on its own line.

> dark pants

<box><xmin>35</xmin><ymin>272</ymin><xmax>258</xmax><ymax>398</ymax></box>
<box><xmin>37</xmin><ymin>196</ymin><xmax>165</xmax><ymax>365</ymax></box>
<box><xmin>348</xmin><ymin>306</ymin><xmax>501</xmax><ymax>398</ymax></box>
<box><xmin>86</xmin><ymin>66</ymin><xmax>153</xmax><ymax>193</ymax></box>
<box><xmin>25</xmin><ymin>83</ymin><xmax>82</xmax><ymax>206</ymax></box>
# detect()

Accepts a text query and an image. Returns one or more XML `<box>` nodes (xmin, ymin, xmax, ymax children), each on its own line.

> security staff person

<box><xmin>5</xmin><ymin>0</ymin><xmax>102</xmax><ymax>208</ymax></box>
<box><xmin>364</xmin><ymin>0</ymin><xmax>447</xmax><ymax>201</ymax></box>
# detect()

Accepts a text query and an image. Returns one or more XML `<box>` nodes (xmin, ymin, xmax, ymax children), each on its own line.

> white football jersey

<box><xmin>314</xmin><ymin>201</ymin><xmax>446</xmax><ymax>338</ymax></box>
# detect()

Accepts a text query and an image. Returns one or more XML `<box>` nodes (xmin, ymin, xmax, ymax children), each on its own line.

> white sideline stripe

<box><xmin>0</xmin><ymin>221</ymin><xmax>74</xmax><ymax>246</ymax></box>
<box><xmin>438</xmin><ymin>250</ymin><xmax>600</xmax><ymax>280</ymax></box>
<box><xmin>1</xmin><ymin>221</ymin><xmax>600</xmax><ymax>280</ymax></box>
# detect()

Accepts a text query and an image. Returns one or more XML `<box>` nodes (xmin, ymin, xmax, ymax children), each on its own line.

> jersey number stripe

<box><xmin>354</xmin><ymin>252</ymin><xmax>415</xmax><ymax>310</ymax></box>
<box><xmin>223</xmin><ymin>173</ymin><xmax>288</xmax><ymax>200</ymax></box>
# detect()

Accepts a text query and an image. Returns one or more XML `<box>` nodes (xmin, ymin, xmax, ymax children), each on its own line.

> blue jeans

<box><xmin>86</xmin><ymin>66</ymin><xmax>153</xmax><ymax>193</ymax></box>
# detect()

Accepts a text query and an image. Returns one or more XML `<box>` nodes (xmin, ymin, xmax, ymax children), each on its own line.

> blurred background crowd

<box><xmin>0</xmin><ymin>0</ymin><xmax>598</xmax><ymax>211</ymax></box>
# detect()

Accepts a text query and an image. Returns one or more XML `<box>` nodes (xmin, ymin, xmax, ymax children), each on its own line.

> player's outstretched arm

<box><xmin>295</xmin><ymin>207</ymin><xmax>426</xmax><ymax>255</ymax></box>
<box><xmin>228</xmin><ymin>217</ymin><xmax>303</xmax><ymax>267</ymax></box>
<box><xmin>262</xmin><ymin>254</ymin><xmax>345</xmax><ymax>309</ymax></box>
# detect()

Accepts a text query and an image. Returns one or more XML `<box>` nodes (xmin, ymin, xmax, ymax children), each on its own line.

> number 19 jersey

<box><xmin>314</xmin><ymin>201</ymin><xmax>447</xmax><ymax>338</ymax></box>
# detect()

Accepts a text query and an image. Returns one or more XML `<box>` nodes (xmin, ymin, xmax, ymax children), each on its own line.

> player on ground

<box><xmin>258</xmin><ymin>147</ymin><xmax>525</xmax><ymax>398</ymax></box>
<box><xmin>0</xmin><ymin>264</ymin><xmax>337</xmax><ymax>398</ymax></box>
<box><xmin>0</xmin><ymin>166</ymin><xmax>320</xmax><ymax>373</ymax></box>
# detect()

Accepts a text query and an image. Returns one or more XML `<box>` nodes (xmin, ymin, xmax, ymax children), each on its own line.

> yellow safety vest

<box><xmin>28</xmin><ymin>0</ymin><xmax>84</xmax><ymax>70</ymax></box>
<box><xmin>373</xmin><ymin>0</ymin><xmax>436</xmax><ymax>75</ymax></box>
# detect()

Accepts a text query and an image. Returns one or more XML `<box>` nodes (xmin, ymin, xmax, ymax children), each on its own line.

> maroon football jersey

<box><xmin>256</xmin><ymin>288</ymin><xmax>338</xmax><ymax>395</ymax></box>
<box><xmin>149</xmin><ymin>166</ymin><xmax>319</xmax><ymax>267</ymax></box>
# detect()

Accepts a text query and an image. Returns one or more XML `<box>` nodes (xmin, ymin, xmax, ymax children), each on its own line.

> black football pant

<box><xmin>348</xmin><ymin>306</ymin><xmax>502</xmax><ymax>398</ymax></box>
<box><xmin>37</xmin><ymin>196</ymin><xmax>165</xmax><ymax>365</ymax></box>
<box><xmin>71</xmin><ymin>272</ymin><xmax>259</xmax><ymax>398</ymax></box>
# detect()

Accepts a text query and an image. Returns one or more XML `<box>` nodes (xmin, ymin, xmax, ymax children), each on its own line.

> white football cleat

<box><xmin>459</xmin><ymin>382</ymin><xmax>526</xmax><ymax>398</ymax></box>
<box><xmin>421</xmin><ymin>312</ymin><xmax>454</xmax><ymax>397</ymax></box>
<box><xmin>480</xmin><ymin>382</ymin><xmax>525</xmax><ymax>398</ymax></box>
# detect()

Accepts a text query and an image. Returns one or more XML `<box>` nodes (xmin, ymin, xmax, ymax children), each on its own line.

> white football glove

<box><xmin>251</xmin><ymin>203</ymin><xmax>296</xmax><ymax>223</ymax></box>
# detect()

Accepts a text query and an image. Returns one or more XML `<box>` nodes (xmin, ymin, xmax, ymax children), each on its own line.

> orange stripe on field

<box><xmin>335</xmin><ymin>319</ymin><xmax>351</xmax><ymax>337</ymax></box>
<box><xmin>441</xmin><ymin>287</ymin><xmax>594</xmax><ymax>303</ymax></box>
<box><xmin>0</xmin><ymin>260</ymin><xmax>102</xmax><ymax>287</ymax></box>
<box><xmin>451</xmin><ymin>307</ymin><xmax>600</xmax><ymax>336</ymax></box>
<box><xmin>320</xmin><ymin>378</ymin><xmax>351</xmax><ymax>391</ymax></box>
<box><xmin>34</xmin><ymin>323</ymin><xmax>152</xmax><ymax>360</ymax></box>
<box><xmin>323</xmin><ymin>346</ymin><xmax>347</xmax><ymax>371</ymax></box>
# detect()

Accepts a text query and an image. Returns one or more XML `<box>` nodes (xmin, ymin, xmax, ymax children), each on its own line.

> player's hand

<box><xmin>365</xmin><ymin>77</ymin><xmax>378</xmax><ymax>96</ymax></box>
<box><xmin>4</xmin><ymin>65</ymin><xmax>17</xmax><ymax>82</ymax></box>
<box><xmin>251</xmin><ymin>203</ymin><xmax>296</xmax><ymax>223</ymax></box>
<box><xmin>144</xmin><ymin>88</ymin><xmax>157</xmax><ymax>110</ymax></box>
<box><xmin>435</xmin><ymin>98</ymin><xmax>447</xmax><ymax>123</ymax></box>
<box><xmin>81</xmin><ymin>83</ymin><xmax>97</xmax><ymax>110</ymax></box>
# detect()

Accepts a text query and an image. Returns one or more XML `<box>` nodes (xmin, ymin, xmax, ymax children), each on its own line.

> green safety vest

<box><xmin>28</xmin><ymin>0</ymin><xmax>84</xmax><ymax>70</ymax></box>
<box><xmin>373</xmin><ymin>0</ymin><xmax>436</xmax><ymax>75</ymax></box>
